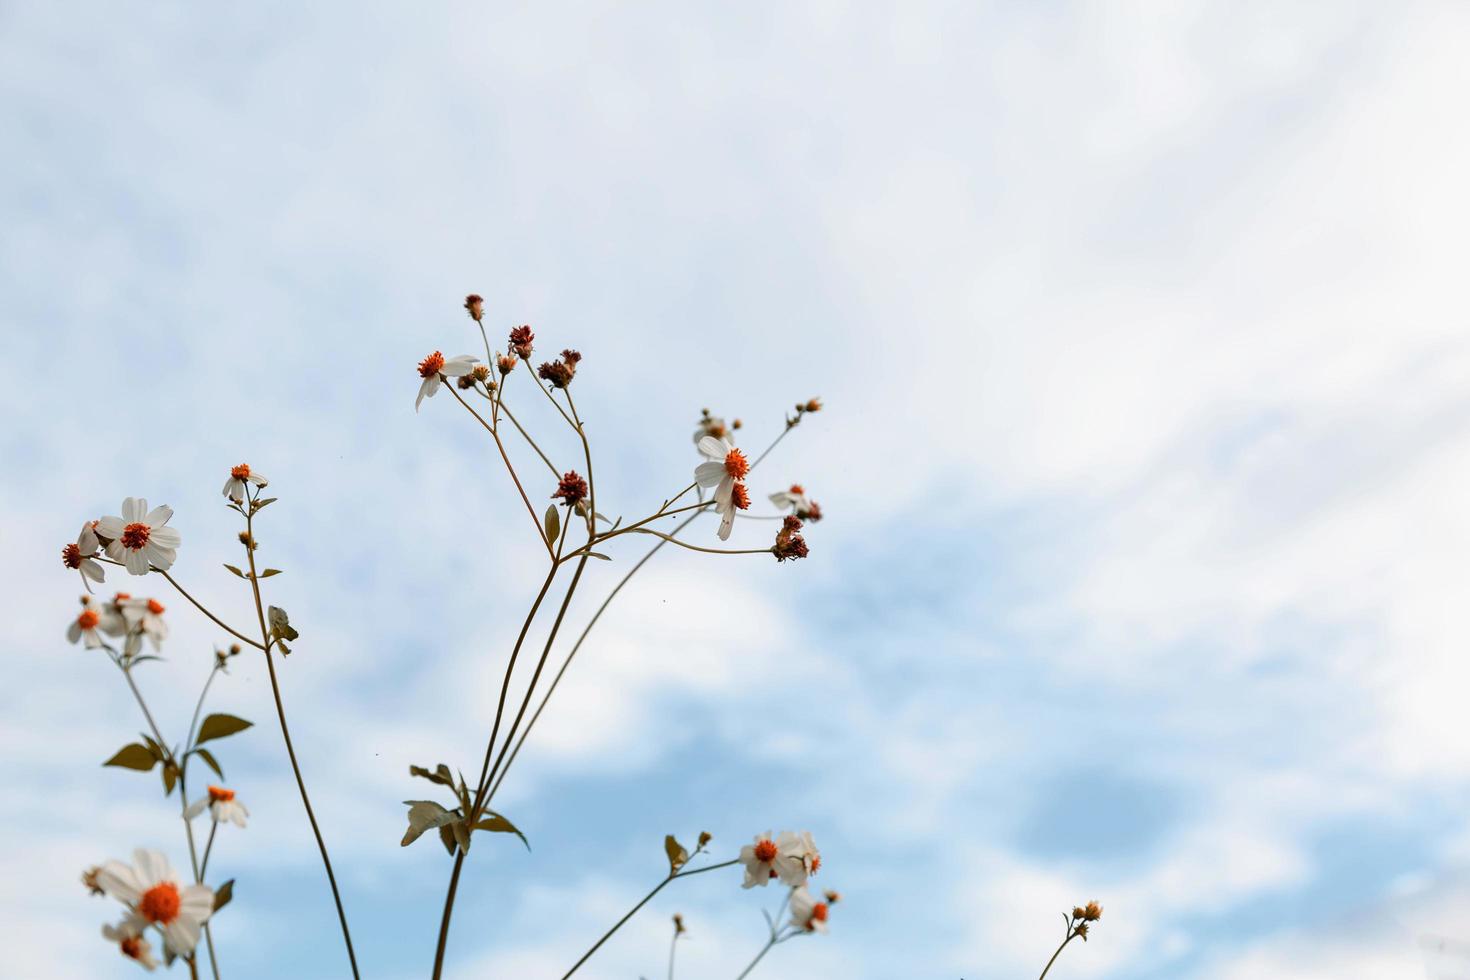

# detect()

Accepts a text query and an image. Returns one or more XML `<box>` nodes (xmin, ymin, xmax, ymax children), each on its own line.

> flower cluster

<box><xmin>93</xmin><ymin>849</ymin><xmax>215</xmax><ymax>961</ymax></box>
<box><xmin>769</xmin><ymin>483</ymin><xmax>822</xmax><ymax>522</ymax></box>
<box><xmin>738</xmin><ymin>830</ymin><xmax>821</xmax><ymax>888</ymax></box>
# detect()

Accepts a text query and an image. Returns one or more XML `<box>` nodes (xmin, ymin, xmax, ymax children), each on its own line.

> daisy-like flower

<box><xmin>779</xmin><ymin>829</ymin><xmax>821</xmax><ymax>878</ymax></box>
<box><xmin>768</xmin><ymin>483</ymin><xmax>809</xmax><ymax>512</ymax></box>
<box><xmin>694</xmin><ymin>435</ymin><xmax>750</xmax><ymax>541</ymax></box>
<box><xmin>118</xmin><ymin>597</ymin><xmax>169</xmax><ymax>651</ymax></box>
<box><xmin>415</xmin><ymin>351</ymin><xmax>478</xmax><ymax>411</ymax></box>
<box><xmin>67</xmin><ymin>597</ymin><xmax>121</xmax><ymax>648</ymax></box>
<box><xmin>96</xmin><ymin>499</ymin><xmax>181</xmax><ymax>576</ymax></box>
<box><xmin>221</xmin><ymin>463</ymin><xmax>268</xmax><ymax>503</ymax></box>
<box><xmin>62</xmin><ymin>522</ymin><xmax>107</xmax><ymax>591</ymax></box>
<box><xmin>738</xmin><ymin>831</ymin><xmax>807</xmax><ymax>888</ymax></box>
<box><xmin>185</xmin><ymin>785</ymin><xmax>249</xmax><ymax>828</ymax></box>
<box><xmin>96</xmin><ymin>849</ymin><xmax>213</xmax><ymax>956</ymax></box>
<box><xmin>103</xmin><ymin>916</ymin><xmax>160</xmax><ymax>971</ymax></box>
<box><xmin>788</xmin><ymin>885</ymin><xmax>831</xmax><ymax>934</ymax></box>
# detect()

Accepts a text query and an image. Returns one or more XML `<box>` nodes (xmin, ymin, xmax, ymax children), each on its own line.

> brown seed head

<box><xmin>464</xmin><ymin>294</ymin><xmax>484</xmax><ymax>321</ymax></box>
<box><xmin>552</xmin><ymin>471</ymin><xmax>589</xmax><ymax>507</ymax></box>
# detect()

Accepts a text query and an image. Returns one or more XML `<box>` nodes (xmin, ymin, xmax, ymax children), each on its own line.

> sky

<box><xmin>3</xmin><ymin>2</ymin><xmax>1470</xmax><ymax>978</ymax></box>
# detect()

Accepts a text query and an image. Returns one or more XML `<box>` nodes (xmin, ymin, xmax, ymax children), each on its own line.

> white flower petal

<box><xmin>149</xmin><ymin>525</ymin><xmax>181</xmax><ymax>548</ymax></box>
<box><xmin>96</xmin><ymin>516</ymin><xmax>125</xmax><ymax>539</ymax></box>
<box><xmin>121</xmin><ymin>498</ymin><xmax>145</xmax><ymax>523</ymax></box>
<box><xmin>144</xmin><ymin>504</ymin><xmax>173</xmax><ymax>527</ymax></box>
<box><xmin>694</xmin><ymin>461</ymin><xmax>726</xmax><ymax>488</ymax></box>
<box><xmin>124</xmin><ymin>549</ymin><xmax>150</xmax><ymax>575</ymax></box>
<box><xmin>96</xmin><ymin>860</ymin><xmax>143</xmax><ymax>904</ymax></box>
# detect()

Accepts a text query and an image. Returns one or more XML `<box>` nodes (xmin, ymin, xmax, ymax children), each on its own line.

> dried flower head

<box><xmin>457</xmin><ymin>374</ymin><xmax>477</xmax><ymax>389</ymax></box>
<box><xmin>82</xmin><ymin>866</ymin><xmax>105</xmax><ymax>896</ymax></box>
<box><xmin>774</xmin><ymin>515</ymin><xmax>809</xmax><ymax>562</ymax></box>
<box><xmin>552</xmin><ymin>471</ymin><xmax>589</xmax><ymax>507</ymax></box>
<box><xmin>535</xmin><ymin>349</ymin><xmax>580</xmax><ymax>388</ymax></box>
<box><xmin>672</xmin><ymin>913</ymin><xmax>686</xmax><ymax>935</ymax></box>
<box><xmin>1083</xmin><ymin>901</ymin><xmax>1102</xmax><ymax>921</ymax></box>
<box><xmin>803</xmin><ymin>397</ymin><xmax>823</xmax><ymax>413</ymax></box>
<box><xmin>464</xmin><ymin>294</ymin><xmax>484</xmax><ymax>322</ymax></box>
<box><xmin>497</xmin><ymin>353</ymin><xmax>518</xmax><ymax>375</ymax></box>
<box><xmin>697</xmin><ymin>831</ymin><xmax>712</xmax><ymax>848</ymax></box>
<box><xmin>824</xmin><ymin>889</ymin><xmax>842</xmax><ymax>904</ymax></box>
<box><xmin>1076</xmin><ymin>923</ymin><xmax>1089</xmax><ymax>939</ymax></box>
<box><xmin>471</xmin><ymin>364</ymin><xmax>492</xmax><ymax>383</ymax></box>
<box><xmin>509</xmin><ymin>324</ymin><xmax>535</xmax><ymax>359</ymax></box>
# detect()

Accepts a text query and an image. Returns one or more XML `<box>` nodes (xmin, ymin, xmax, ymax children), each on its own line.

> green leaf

<box><xmin>452</xmin><ymin>819</ymin><xmax>471</xmax><ymax>855</ymax></box>
<box><xmin>103</xmin><ymin>743</ymin><xmax>158</xmax><ymax>771</ymax></box>
<box><xmin>192</xmin><ymin>747</ymin><xmax>224</xmax><ymax>779</ymax></box>
<box><xmin>409</xmin><ymin>763</ymin><xmax>455</xmax><ymax>788</ymax></box>
<box><xmin>473</xmin><ymin>810</ymin><xmax>530</xmax><ymax>851</ymax></box>
<box><xmin>213</xmin><ymin>879</ymin><xmax>234</xmax><ymax>912</ymax></box>
<box><xmin>664</xmin><ymin>834</ymin><xmax>689</xmax><ymax>874</ymax></box>
<box><xmin>260</xmin><ymin>568</ymin><xmax>283</xmax><ymax>578</ymax></box>
<box><xmin>161</xmin><ymin>761</ymin><xmax>179</xmax><ymax>796</ymax></box>
<box><xmin>401</xmin><ymin>800</ymin><xmax>462</xmax><ymax>847</ymax></box>
<box><xmin>587</xmin><ymin>552</ymin><xmax>612</xmax><ymax>560</ymax></box>
<box><xmin>254</xmin><ymin>497</ymin><xmax>278</xmax><ymax>510</ymax></box>
<box><xmin>138</xmin><ymin>733</ymin><xmax>166</xmax><ymax>762</ymax></box>
<box><xmin>196</xmin><ymin>713</ymin><xmax>253</xmax><ymax>744</ymax></box>
<box><xmin>544</xmin><ymin>504</ymin><xmax>560</xmax><ymax>543</ymax></box>
<box><xmin>222</xmin><ymin>564</ymin><xmax>245</xmax><ymax>578</ymax></box>
<box><xmin>438</xmin><ymin>823</ymin><xmax>458</xmax><ymax>856</ymax></box>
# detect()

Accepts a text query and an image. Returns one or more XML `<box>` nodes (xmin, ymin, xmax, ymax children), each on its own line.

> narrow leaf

<box><xmin>544</xmin><ymin>504</ymin><xmax>560</xmax><ymax>543</ymax></box>
<box><xmin>254</xmin><ymin>497</ymin><xmax>278</xmax><ymax>509</ymax></box>
<box><xmin>103</xmin><ymin>743</ymin><xmax>158</xmax><ymax>771</ymax></box>
<box><xmin>213</xmin><ymin>879</ymin><xmax>234</xmax><ymax>912</ymax></box>
<box><xmin>409</xmin><ymin>764</ymin><xmax>455</xmax><ymax>787</ymax></box>
<box><xmin>452</xmin><ymin>819</ymin><xmax>471</xmax><ymax>855</ymax></box>
<box><xmin>222</xmin><ymin>564</ymin><xmax>245</xmax><ymax>578</ymax></box>
<box><xmin>192</xmin><ymin>747</ymin><xmax>224</xmax><ymax>779</ymax></box>
<box><xmin>260</xmin><ymin>568</ymin><xmax>283</xmax><ymax>578</ymax></box>
<box><xmin>161</xmin><ymin>761</ymin><xmax>179</xmax><ymax>796</ymax></box>
<box><xmin>196</xmin><ymin>713</ymin><xmax>253</xmax><ymax>744</ymax></box>
<box><xmin>438</xmin><ymin>823</ymin><xmax>458</xmax><ymax>856</ymax></box>
<box><xmin>473</xmin><ymin>810</ymin><xmax>531</xmax><ymax>851</ymax></box>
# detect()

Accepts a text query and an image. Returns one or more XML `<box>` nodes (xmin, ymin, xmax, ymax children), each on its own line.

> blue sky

<box><xmin>4</xmin><ymin>3</ymin><xmax>1470</xmax><ymax>978</ymax></box>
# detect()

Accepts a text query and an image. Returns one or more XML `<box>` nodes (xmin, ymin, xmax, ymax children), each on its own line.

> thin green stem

<box><xmin>561</xmin><ymin>860</ymin><xmax>738</xmax><ymax>979</ymax></box>
<box><xmin>200</xmin><ymin>821</ymin><xmax>219</xmax><ymax>878</ymax></box>
<box><xmin>1038</xmin><ymin>929</ymin><xmax>1078</xmax><ymax>980</ymax></box>
<box><xmin>446</xmin><ymin>382</ymin><xmax>553</xmax><ymax>555</ymax></box>
<box><xmin>243</xmin><ymin>500</ymin><xmax>360</xmax><ymax>980</ymax></box>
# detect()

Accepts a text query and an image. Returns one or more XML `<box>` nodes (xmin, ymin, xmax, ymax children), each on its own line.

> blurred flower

<box><xmin>118</xmin><ymin>597</ymin><xmax>168</xmax><ymax>651</ymax></box>
<box><xmin>416</xmin><ymin>351</ymin><xmax>478</xmax><ymax>411</ymax></box>
<box><xmin>780</xmin><ymin>829</ymin><xmax>821</xmax><ymax>877</ymax></box>
<box><xmin>509</xmin><ymin>325</ymin><xmax>535</xmax><ymax>359</ymax></box>
<box><xmin>221</xmin><ymin>463</ymin><xmax>268</xmax><ymax>504</ymax></box>
<box><xmin>552</xmin><ymin>471</ymin><xmax>589</xmax><ymax>507</ymax></box>
<box><xmin>185</xmin><ymin>786</ymin><xmax>249</xmax><ymax>828</ymax></box>
<box><xmin>62</xmin><ymin>522</ymin><xmax>106</xmax><ymax>591</ymax></box>
<box><xmin>692</xmin><ymin>408</ymin><xmax>730</xmax><ymax>444</ymax></box>
<box><xmin>96</xmin><ymin>499</ymin><xmax>181</xmax><ymax>576</ymax></box>
<box><xmin>102</xmin><ymin>916</ymin><xmax>159</xmax><ymax>971</ymax></box>
<box><xmin>82</xmin><ymin>866</ymin><xmax>105</xmax><ymax>896</ymax></box>
<box><xmin>96</xmin><ymin>849</ymin><xmax>213</xmax><ymax>955</ymax></box>
<box><xmin>464</xmin><ymin>294</ymin><xmax>484</xmax><ymax>322</ymax></box>
<box><xmin>67</xmin><ymin>597</ymin><xmax>120</xmax><ymax>648</ymax></box>
<box><xmin>739</xmin><ymin>831</ymin><xmax>808</xmax><ymax>888</ymax></box>
<box><xmin>694</xmin><ymin>435</ymin><xmax>750</xmax><ymax>541</ymax></box>
<box><xmin>789</xmin><ymin>885</ymin><xmax>830</xmax><ymax>933</ymax></box>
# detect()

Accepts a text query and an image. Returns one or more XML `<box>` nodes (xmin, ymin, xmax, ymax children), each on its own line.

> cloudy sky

<box><xmin>4</xmin><ymin>2</ymin><xmax>1469</xmax><ymax>978</ymax></box>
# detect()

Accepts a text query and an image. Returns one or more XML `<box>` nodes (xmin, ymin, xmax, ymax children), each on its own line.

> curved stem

<box><xmin>734</xmin><ymin>937</ymin><xmax>777</xmax><ymax>980</ymax></box>
<box><xmin>243</xmin><ymin>503</ymin><xmax>360</xmax><ymax>979</ymax></box>
<box><xmin>561</xmin><ymin>860</ymin><xmax>738</xmax><ymax>980</ymax></box>
<box><xmin>199</xmin><ymin>821</ymin><xmax>219</xmax><ymax>878</ymax></box>
<box><xmin>1038</xmin><ymin>933</ymin><xmax>1077</xmax><ymax>980</ymax></box>
<box><xmin>156</xmin><ymin>569</ymin><xmax>266</xmax><ymax>651</ymax></box>
<box><xmin>446</xmin><ymin>382</ymin><xmax>552</xmax><ymax>555</ymax></box>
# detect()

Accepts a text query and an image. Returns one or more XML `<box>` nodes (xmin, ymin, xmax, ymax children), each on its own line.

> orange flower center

<box><xmin>121</xmin><ymin>936</ymin><xmax>145</xmax><ymax>960</ymax></box>
<box><xmin>120</xmin><ymin>523</ymin><xmax>151</xmax><ymax>550</ymax></box>
<box><xmin>77</xmin><ymin>609</ymin><xmax>100</xmax><ymax>629</ymax></box>
<box><xmin>207</xmin><ymin>785</ymin><xmax>235</xmax><ymax>802</ymax></box>
<box><xmin>731</xmin><ymin>483</ymin><xmax>751</xmax><ymax>511</ymax></box>
<box><xmin>418</xmin><ymin>351</ymin><xmax>446</xmax><ymax>378</ymax></box>
<box><xmin>231</xmin><ymin>463</ymin><xmax>251</xmax><ymax>479</ymax></box>
<box><xmin>138</xmin><ymin>881</ymin><xmax>181</xmax><ymax>924</ymax></box>
<box><xmin>723</xmin><ymin>449</ymin><xmax>750</xmax><ymax>479</ymax></box>
<box><xmin>753</xmin><ymin>839</ymin><xmax>778</xmax><ymax>862</ymax></box>
<box><xmin>809</xmin><ymin>854</ymin><xmax>821</xmax><ymax>874</ymax></box>
<box><xmin>790</xmin><ymin>484</ymin><xmax>804</xmax><ymax>494</ymax></box>
<box><xmin>147</xmin><ymin>599</ymin><xmax>166</xmax><ymax>615</ymax></box>
<box><xmin>114</xmin><ymin>593</ymin><xmax>131</xmax><ymax>601</ymax></box>
<box><xmin>811</xmin><ymin>902</ymin><xmax>829</xmax><ymax>924</ymax></box>
<box><xmin>62</xmin><ymin>543</ymin><xmax>83</xmax><ymax>568</ymax></box>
